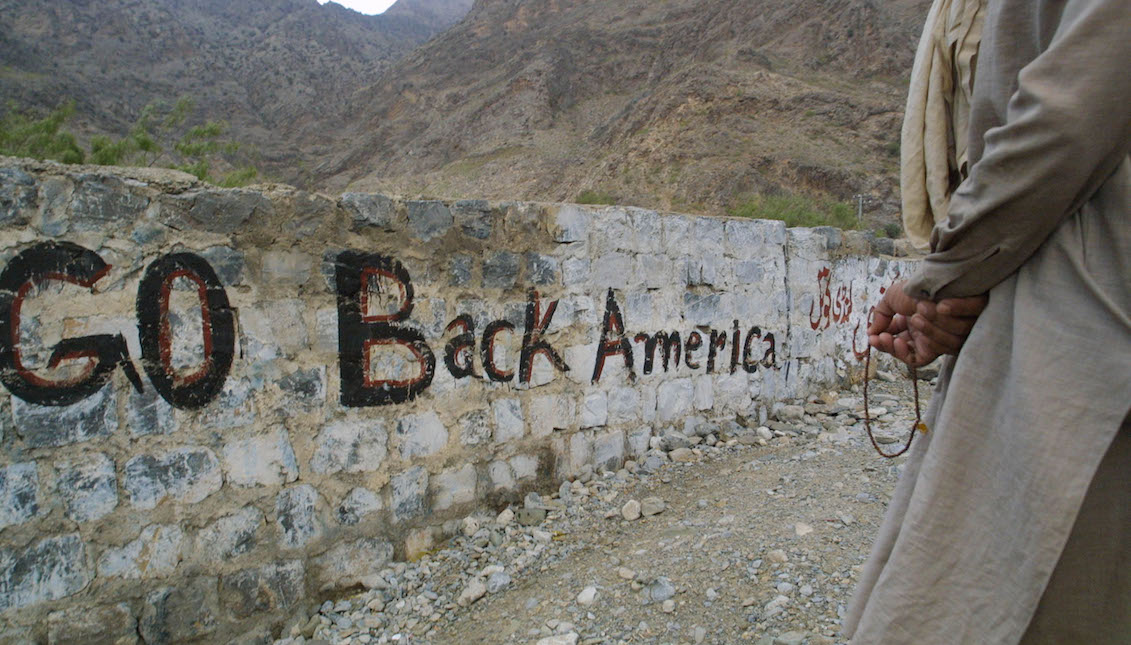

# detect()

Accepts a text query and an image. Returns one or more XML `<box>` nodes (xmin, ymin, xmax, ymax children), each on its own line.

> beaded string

<box><xmin>863</xmin><ymin>345</ymin><xmax>928</xmax><ymax>459</ymax></box>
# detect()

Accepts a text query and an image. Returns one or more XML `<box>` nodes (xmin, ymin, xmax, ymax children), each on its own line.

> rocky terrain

<box><xmin>269</xmin><ymin>370</ymin><xmax>929</xmax><ymax>645</ymax></box>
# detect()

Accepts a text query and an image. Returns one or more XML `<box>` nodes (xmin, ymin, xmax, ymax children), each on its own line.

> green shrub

<box><xmin>0</xmin><ymin>101</ymin><xmax>86</xmax><ymax>164</ymax></box>
<box><xmin>727</xmin><ymin>193</ymin><xmax>860</xmax><ymax>229</ymax></box>
<box><xmin>577</xmin><ymin>189</ymin><xmax>617</xmax><ymax>206</ymax></box>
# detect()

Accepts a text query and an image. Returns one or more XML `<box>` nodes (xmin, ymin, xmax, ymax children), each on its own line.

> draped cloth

<box><xmin>900</xmin><ymin>0</ymin><xmax>986</xmax><ymax>250</ymax></box>
<box><xmin>845</xmin><ymin>0</ymin><xmax>1131</xmax><ymax>642</ymax></box>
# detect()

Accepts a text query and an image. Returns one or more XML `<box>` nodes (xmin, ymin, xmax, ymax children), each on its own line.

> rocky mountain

<box><xmin>0</xmin><ymin>0</ymin><xmax>472</xmax><ymax>185</ymax></box>
<box><xmin>319</xmin><ymin>0</ymin><xmax>930</xmax><ymax>223</ymax></box>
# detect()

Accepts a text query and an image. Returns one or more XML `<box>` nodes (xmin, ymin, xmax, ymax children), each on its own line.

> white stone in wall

<box><xmin>240</xmin><ymin>300</ymin><xmax>309</xmax><ymax>361</ymax></box>
<box><xmin>432</xmin><ymin>464</ymin><xmax>477</xmax><ymax>511</ymax></box>
<box><xmin>635</xmin><ymin>254</ymin><xmax>671</xmax><ymax>290</ymax></box>
<box><xmin>693</xmin><ymin>217</ymin><xmax>725</xmax><ymax>257</ymax></box>
<box><xmin>641</xmin><ymin>386</ymin><xmax>658</xmax><ymax>423</ymax></box>
<box><xmin>629</xmin><ymin>209</ymin><xmax>663</xmax><ymax>253</ymax></box>
<box><xmin>199</xmin><ymin>378</ymin><xmax>256</xmax><ymax>430</ymax></box>
<box><xmin>492</xmin><ymin>398</ymin><xmax>525</xmax><ymax>443</ymax></box>
<box><xmin>0</xmin><ymin>462</ymin><xmax>39</xmax><ymax>529</ymax></box>
<box><xmin>593</xmin><ymin>429</ymin><xmax>625</xmax><ymax>472</ymax></box>
<box><xmin>337</xmin><ymin>487</ymin><xmax>382</xmax><ymax>525</ymax></box>
<box><xmin>564</xmin><ymin>343</ymin><xmax>598</xmax><ymax>385</ymax></box>
<box><xmin>561</xmin><ymin>257</ymin><xmax>589</xmax><ymax>287</ymax></box>
<box><xmin>694</xmin><ymin>376</ymin><xmax>714</xmax><ymax>411</ymax></box>
<box><xmin>98</xmin><ymin>524</ymin><xmax>184</xmax><ymax>579</ymax></box>
<box><xmin>0</xmin><ymin>534</ymin><xmax>91</xmax><ymax>613</ymax></box>
<box><xmin>194</xmin><ymin>507</ymin><xmax>263</xmax><ymax>561</ymax></box>
<box><xmin>656</xmin><ymin>379</ymin><xmax>694</xmax><ymax>423</ymax></box>
<box><xmin>568</xmin><ymin>432</ymin><xmax>592</xmax><ymax>476</ymax></box>
<box><xmin>528</xmin><ymin>394</ymin><xmax>573</xmax><ymax>437</ymax></box>
<box><xmin>312</xmin><ymin>538</ymin><xmax>395</xmax><ymax>591</ymax></box>
<box><xmin>397</xmin><ymin>411</ymin><xmax>449</xmax><ymax>459</ymax></box>
<box><xmin>509</xmin><ymin>455</ymin><xmax>539</xmax><ymax>481</ymax></box>
<box><xmin>590</xmin><ymin>252</ymin><xmax>635</xmax><ymax>289</ymax></box>
<box><xmin>487</xmin><ymin>461</ymin><xmax>516</xmax><ymax>492</ymax></box>
<box><xmin>715</xmin><ymin>373</ymin><xmax>751</xmax><ymax>413</ymax></box>
<box><xmin>580</xmin><ymin>392</ymin><xmax>608</xmax><ymax>429</ymax></box>
<box><xmin>314</xmin><ymin>307</ymin><xmax>338</xmax><ymax>354</ymax></box>
<box><xmin>276</xmin><ymin>485</ymin><xmax>323</xmax><ymax>549</ymax></box>
<box><xmin>662</xmin><ymin>215</ymin><xmax>692</xmax><ymax>257</ymax></box>
<box><xmin>627</xmin><ymin>426</ymin><xmax>653</xmax><ymax>457</ymax></box>
<box><xmin>222</xmin><ymin>428</ymin><xmax>299</xmax><ymax>487</ymax></box>
<box><xmin>607</xmin><ymin>387</ymin><xmax>641</xmax><ymax>425</ymax></box>
<box><xmin>458</xmin><ymin>410</ymin><xmax>492</xmax><ymax>446</ymax></box>
<box><xmin>390</xmin><ymin>467</ymin><xmax>429</xmax><ymax>523</ymax></box>
<box><xmin>553</xmin><ymin>205</ymin><xmax>588</xmax><ymax>243</ymax></box>
<box><xmin>310</xmin><ymin>420</ymin><xmax>388</xmax><ymax>475</ymax></box>
<box><xmin>260</xmin><ymin>250</ymin><xmax>314</xmax><ymax>286</ymax></box>
<box><xmin>124</xmin><ymin>448</ymin><xmax>223</xmax><ymax>509</ymax></box>
<box><xmin>55</xmin><ymin>453</ymin><xmax>117</xmax><ymax>523</ymax></box>
<box><xmin>590</xmin><ymin>209</ymin><xmax>632</xmax><ymax>255</ymax></box>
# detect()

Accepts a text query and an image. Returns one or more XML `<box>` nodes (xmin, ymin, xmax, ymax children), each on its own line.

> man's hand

<box><xmin>868</xmin><ymin>280</ymin><xmax>988</xmax><ymax>367</ymax></box>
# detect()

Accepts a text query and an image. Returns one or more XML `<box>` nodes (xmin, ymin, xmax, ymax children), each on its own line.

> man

<box><xmin>844</xmin><ymin>0</ymin><xmax>1131</xmax><ymax>643</ymax></box>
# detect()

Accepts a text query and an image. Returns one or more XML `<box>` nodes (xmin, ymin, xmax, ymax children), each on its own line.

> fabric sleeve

<box><xmin>905</xmin><ymin>0</ymin><xmax>1131</xmax><ymax>300</ymax></box>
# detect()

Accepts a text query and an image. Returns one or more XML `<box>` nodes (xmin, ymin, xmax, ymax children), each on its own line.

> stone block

<box><xmin>195</xmin><ymin>507</ymin><xmax>263</xmax><ymax>561</ymax></box>
<box><xmin>553</xmin><ymin>205</ymin><xmax>588</xmax><ymax>243</ymax></box>
<box><xmin>492</xmin><ymin>398</ymin><xmax>525</xmax><ymax>443</ymax></box>
<box><xmin>694</xmin><ymin>376</ymin><xmax>714</xmax><ymax>411</ymax></box>
<box><xmin>278</xmin><ymin>367</ymin><xmax>326</xmax><ymax>405</ymax></box>
<box><xmin>724</xmin><ymin>219</ymin><xmax>762</xmax><ymax>258</ymax></box>
<box><xmin>407</xmin><ymin>200</ymin><xmax>453</xmax><ymax>241</ymax></box>
<box><xmin>488</xmin><ymin>460</ymin><xmax>516</xmax><ymax>492</ymax></box>
<box><xmin>0</xmin><ymin>167</ymin><xmax>36</xmax><ymax>226</ymax></box>
<box><xmin>34</xmin><ymin>177</ymin><xmax>70</xmax><ymax>236</ymax></box>
<box><xmin>623</xmin><ymin>291</ymin><xmax>654</xmax><ymax>327</ymax></box>
<box><xmin>580</xmin><ymin>392</ymin><xmax>608</xmax><ymax>428</ymax></box>
<box><xmin>314</xmin><ymin>307</ymin><xmax>338</xmax><ymax>354</ymax></box>
<box><xmin>342</xmin><ymin>192</ymin><xmax>395</xmax><ymax>229</ymax></box>
<box><xmin>525</xmin><ymin>253</ymin><xmax>559</xmax><ymax>285</ymax></box>
<box><xmin>12</xmin><ymin>384</ymin><xmax>117</xmax><ymax>448</ymax></box>
<box><xmin>432</xmin><ymin>464</ymin><xmax>477</xmax><ymax>511</ymax></box>
<box><xmin>662</xmin><ymin>215</ymin><xmax>692</xmax><ymax>256</ymax></box>
<box><xmin>185</xmin><ymin>189</ymin><xmax>271</xmax><ymax>234</ymax></box>
<box><xmin>683</xmin><ymin>291</ymin><xmax>722</xmax><ymax>326</ymax></box>
<box><xmin>568</xmin><ymin>432</ymin><xmax>592</xmax><ymax>475</ymax></box>
<box><xmin>124</xmin><ymin>448</ymin><xmax>222</xmax><ymax>510</ymax></box>
<box><xmin>222</xmin><ymin>428</ymin><xmax>299</xmax><ymax>488</ymax></box>
<box><xmin>47</xmin><ymin>602</ymin><xmax>136</xmax><ymax>645</ymax></box>
<box><xmin>200</xmin><ymin>245</ymin><xmax>246</xmax><ymax>285</ymax></box>
<box><xmin>70</xmin><ymin>176</ymin><xmax>149</xmax><ymax>232</ymax></box>
<box><xmin>734</xmin><ymin>259</ymin><xmax>764</xmax><ymax>284</ymax></box>
<box><xmin>628</xmin><ymin>426</ymin><xmax>653</xmax><ymax>457</ymax></box>
<box><xmin>657</xmin><ymin>379</ymin><xmax>694</xmax><ymax>423</ymax></box>
<box><xmin>55</xmin><ymin>454</ymin><xmax>117</xmax><ymax>523</ymax></box>
<box><xmin>220</xmin><ymin>561</ymin><xmax>305</xmax><ymax>619</ymax></box>
<box><xmin>693</xmin><ymin>216</ymin><xmax>725</xmax><ymax>255</ymax></box>
<box><xmin>562</xmin><ymin>257</ymin><xmax>589</xmax><ymax>286</ymax></box>
<box><xmin>0</xmin><ymin>462</ymin><xmax>39</xmax><ymax>529</ymax></box>
<box><xmin>509</xmin><ymin>454</ymin><xmax>539</xmax><ymax>481</ymax></box>
<box><xmin>127</xmin><ymin>385</ymin><xmax>175</xmax><ymax>437</ymax></box>
<box><xmin>458</xmin><ymin>409</ymin><xmax>492</xmax><ymax>447</ymax></box>
<box><xmin>630</xmin><ymin>209</ymin><xmax>663</xmax><ymax>253</ymax></box>
<box><xmin>337</xmin><ymin>487</ymin><xmax>382</xmax><ymax>525</ymax></box>
<box><xmin>593</xmin><ymin>429</ymin><xmax>625</xmax><ymax>472</ymax></box>
<box><xmin>240</xmin><ymin>300</ymin><xmax>309</xmax><ymax>360</ymax></box>
<box><xmin>199</xmin><ymin>378</ymin><xmax>256</xmax><ymax>430</ymax></box>
<box><xmin>483</xmin><ymin>251</ymin><xmax>520</xmax><ymax>288</ymax></box>
<box><xmin>635</xmin><ymin>254</ymin><xmax>670</xmax><ymax>289</ymax></box>
<box><xmin>390</xmin><ymin>466</ymin><xmax>429</xmax><ymax>523</ymax></box>
<box><xmin>528</xmin><ymin>394</ymin><xmax>574</xmax><ymax>436</ymax></box>
<box><xmin>453</xmin><ymin>200</ymin><xmax>493</xmax><ymax>239</ymax></box>
<box><xmin>275</xmin><ymin>485</ymin><xmax>323</xmax><ymax>549</ymax></box>
<box><xmin>98</xmin><ymin>524</ymin><xmax>183</xmax><ymax>579</ymax></box>
<box><xmin>607</xmin><ymin>387</ymin><xmax>641</xmax><ymax>425</ymax></box>
<box><xmin>449</xmin><ymin>255</ymin><xmax>473</xmax><ymax>286</ymax></box>
<box><xmin>312</xmin><ymin>538</ymin><xmax>394</xmax><ymax>591</ymax></box>
<box><xmin>641</xmin><ymin>386</ymin><xmax>657</xmax><ymax>423</ymax></box>
<box><xmin>260</xmin><ymin>250</ymin><xmax>314</xmax><ymax>286</ymax></box>
<box><xmin>140</xmin><ymin>578</ymin><xmax>220</xmax><ymax>644</ymax></box>
<box><xmin>590</xmin><ymin>252</ymin><xmax>634</xmax><ymax>288</ymax></box>
<box><xmin>397</xmin><ymin>411</ymin><xmax>448</xmax><ymax>459</ymax></box>
<box><xmin>590</xmin><ymin>209</ymin><xmax>633</xmax><ymax>254</ymax></box>
<box><xmin>0</xmin><ymin>534</ymin><xmax>91</xmax><ymax>612</ymax></box>
<box><xmin>310</xmin><ymin>419</ymin><xmax>388</xmax><ymax>475</ymax></box>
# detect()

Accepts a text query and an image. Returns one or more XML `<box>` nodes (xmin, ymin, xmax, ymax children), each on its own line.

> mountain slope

<box><xmin>0</xmin><ymin>0</ymin><xmax>472</xmax><ymax>186</ymax></box>
<box><xmin>320</xmin><ymin>0</ymin><xmax>930</xmax><ymax>222</ymax></box>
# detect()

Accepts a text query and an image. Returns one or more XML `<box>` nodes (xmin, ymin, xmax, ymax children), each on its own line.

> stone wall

<box><xmin>0</xmin><ymin>158</ymin><xmax>915</xmax><ymax>644</ymax></box>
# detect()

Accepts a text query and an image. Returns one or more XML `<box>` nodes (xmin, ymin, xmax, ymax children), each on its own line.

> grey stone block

<box><xmin>492</xmin><ymin>398</ymin><xmax>524</xmax><ymax>443</ymax></box>
<box><xmin>222</xmin><ymin>428</ymin><xmax>299</xmax><ymax>488</ymax></box>
<box><xmin>432</xmin><ymin>464</ymin><xmax>477</xmax><ymax>511</ymax></box>
<box><xmin>35</xmin><ymin>177</ymin><xmax>71</xmax><ymax>236</ymax></box>
<box><xmin>483</xmin><ymin>252</ymin><xmax>520</xmax><ymax>289</ymax></box>
<box><xmin>397</xmin><ymin>411</ymin><xmax>448</xmax><ymax>459</ymax></box>
<box><xmin>390</xmin><ymin>466</ymin><xmax>429</xmax><ymax>523</ymax></box>
<box><xmin>735</xmin><ymin>259</ymin><xmax>765</xmax><ymax>284</ymax></box>
<box><xmin>657</xmin><ymin>379</ymin><xmax>694</xmax><ymax>423</ymax></box>
<box><xmin>525</xmin><ymin>253</ymin><xmax>559</xmax><ymax>285</ymax></box>
<box><xmin>0</xmin><ymin>534</ymin><xmax>91</xmax><ymax>612</ymax></box>
<box><xmin>55</xmin><ymin>454</ymin><xmax>117</xmax><ymax>523</ymax></box>
<box><xmin>683</xmin><ymin>291</ymin><xmax>722</xmax><ymax>325</ymax></box>
<box><xmin>593</xmin><ymin>429</ymin><xmax>625</xmax><ymax>472</ymax></box>
<box><xmin>342</xmin><ymin>192</ymin><xmax>395</xmax><ymax>229</ymax></box>
<box><xmin>693</xmin><ymin>216</ymin><xmax>725</xmax><ymax>254</ymax></box>
<box><xmin>12</xmin><ymin>385</ymin><xmax>117</xmax><ymax>448</ymax></box>
<box><xmin>488</xmin><ymin>460</ymin><xmax>516</xmax><ymax>492</ymax></box>
<box><xmin>127</xmin><ymin>385</ymin><xmax>175</xmax><ymax>437</ymax></box>
<box><xmin>240</xmin><ymin>300</ymin><xmax>309</xmax><ymax>361</ymax></box>
<box><xmin>449</xmin><ymin>255</ymin><xmax>473</xmax><ymax>286</ymax></box>
<box><xmin>0</xmin><ymin>167</ymin><xmax>36</xmax><ymax>226</ymax></box>
<box><xmin>580</xmin><ymin>392</ymin><xmax>608</xmax><ymax>428</ymax></box>
<box><xmin>275</xmin><ymin>485</ymin><xmax>323</xmax><ymax>549</ymax></box>
<box><xmin>553</xmin><ymin>205</ymin><xmax>589</xmax><ymax>243</ymax></box>
<box><xmin>627</xmin><ymin>426</ymin><xmax>653</xmax><ymax>457</ymax></box>
<box><xmin>260</xmin><ymin>250</ymin><xmax>314</xmax><ymax>286</ymax></box>
<box><xmin>199</xmin><ymin>378</ymin><xmax>256</xmax><ymax>430</ymax></box>
<box><xmin>407</xmin><ymin>200</ymin><xmax>453</xmax><ymax>241</ymax></box>
<box><xmin>124</xmin><ymin>448</ymin><xmax>222</xmax><ymax>510</ymax></box>
<box><xmin>98</xmin><ymin>524</ymin><xmax>183</xmax><ymax>579</ymax></box>
<box><xmin>185</xmin><ymin>189</ymin><xmax>272</xmax><ymax>234</ymax></box>
<box><xmin>337</xmin><ymin>487</ymin><xmax>382</xmax><ymax>525</ymax></box>
<box><xmin>220</xmin><ymin>561</ymin><xmax>305</xmax><ymax>619</ymax></box>
<box><xmin>562</xmin><ymin>257</ymin><xmax>590</xmax><ymax>286</ymax></box>
<box><xmin>0</xmin><ymin>462</ymin><xmax>38</xmax><ymax>530</ymax></box>
<box><xmin>607</xmin><ymin>387</ymin><xmax>641</xmax><ymax>425</ymax></box>
<box><xmin>312</xmin><ymin>538</ymin><xmax>394</xmax><ymax>591</ymax></box>
<box><xmin>200</xmin><ymin>245</ymin><xmax>246</xmax><ymax>285</ymax></box>
<box><xmin>48</xmin><ymin>602</ymin><xmax>136</xmax><ymax>645</ymax></box>
<box><xmin>195</xmin><ymin>507</ymin><xmax>263</xmax><ymax>561</ymax></box>
<box><xmin>311</xmin><ymin>419</ymin><xmax>388</xmax><ymax>475</ymax></box>
<box><xmin>509</xmin><ymin>454</ymin><xmax>539</xmax><ymax>481</ymax></box>
<box><xmin>527</xmin><ymin>394</ymin><xmax>573</xmax><ymax>437</ymax></box>
<box><xmin>279</xmin><ymin>367</ymin><xmax>326</xmax><ymax>404</ymax></box>
<box><xmin>453</xmin><ymin>200</ymin><xmax>493</xmax><ymax>239</ymax></box>
<box><xmin>140</xmin><ymin>578</ymin><xmax>220</xmax><ymax>644</ymax></box>
<box><xmin>591</xmin><ymin>252</ymin><xmax>634</xmax><ymax>288</ymax></box>
<box><xmin>458</xmin><ymin>409</ymin><xmax>492</xmax><ymax>447</ymax></box>
<box><xmin>70</xmin><ymin>175</ymin><xmax>149</xmax><ymax>232</ymax></box>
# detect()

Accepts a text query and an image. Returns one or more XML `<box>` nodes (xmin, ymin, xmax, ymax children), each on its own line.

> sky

<box><xmin>318</xmin><ymin>0</ymin><xmax>398</xmax><ymax>14</ymax></box>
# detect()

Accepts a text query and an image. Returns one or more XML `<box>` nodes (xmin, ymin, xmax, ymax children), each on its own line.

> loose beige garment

<box><xmin>900</xmin><ymin>0</ymin><xmax>986</xmax><ymax>250</ymax></box>
<box><xmin>845</xmin><ymin>0</ymin><xmax>1131</xmax><ymax>642</ymax></box>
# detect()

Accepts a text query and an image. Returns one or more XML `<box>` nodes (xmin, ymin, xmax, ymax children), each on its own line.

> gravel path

<box><xmin>277</xmin><ymin>372</ymin><xmax>930</xmax><ymax>645</ymax></box>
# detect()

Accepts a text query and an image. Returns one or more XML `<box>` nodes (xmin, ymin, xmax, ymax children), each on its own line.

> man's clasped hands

<box><xmin>868</xmin><ymin>280</ymin><xmax>988</xmax><ymax>367</ymax></box>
